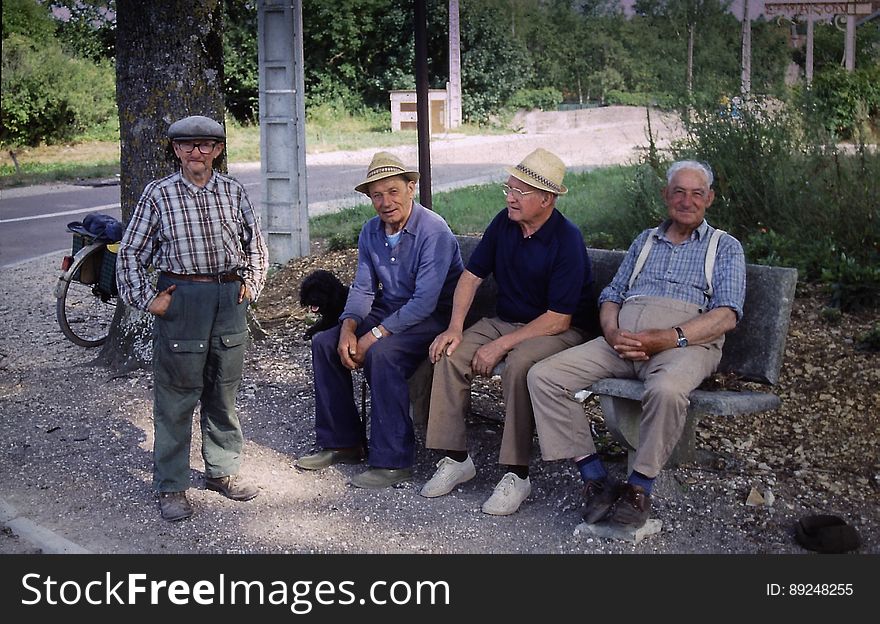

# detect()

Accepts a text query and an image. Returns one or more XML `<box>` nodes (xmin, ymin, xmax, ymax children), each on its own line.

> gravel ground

<box><xmin>1</xmin><ymin>109</ymin><xmax>877</xmax><ymax>555</ymax></box>
<box><xmin>1</xmin><ymin>244</ymin><xmax>877</xmax><ymax>555</ymax></box>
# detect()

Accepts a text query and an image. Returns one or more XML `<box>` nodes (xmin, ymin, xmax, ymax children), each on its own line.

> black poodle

<box><xmin>299</xmin><ymin>269</ymin><xmax>349</xmax><ymax>339</ymax></box>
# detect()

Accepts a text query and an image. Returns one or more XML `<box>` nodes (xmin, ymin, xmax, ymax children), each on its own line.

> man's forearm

<box><xmin>493</xmin><ymin>310</ymin><xmax>572</xmax><ymax>352</ymax></box>
<box><xmin>446</xmin><ymin>270</ymin><xmax>482</xmax><ymax>331</ymax></box>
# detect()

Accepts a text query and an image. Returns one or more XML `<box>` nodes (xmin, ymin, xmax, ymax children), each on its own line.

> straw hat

<box><xmin>504</xmin><ymin>148</ymin><xmax>568</xmax><ymax>195</ymax></box>
<box><xmin>354</xmin><ymin>151</ymin><xmax>420</xmax><ymax>195</ymax></box>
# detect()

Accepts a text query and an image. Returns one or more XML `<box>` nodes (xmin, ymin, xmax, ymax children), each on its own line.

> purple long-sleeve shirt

<box><xmin>340</xmin><ymin>202</ymin><xmax>463</xmax><ymax>334</ymax></box>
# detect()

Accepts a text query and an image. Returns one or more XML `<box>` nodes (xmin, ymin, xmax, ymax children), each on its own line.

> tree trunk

<box><xmin>98</xmin><ymin>0</ymin><xmax>225</xmax><ymax>371</ymax></box>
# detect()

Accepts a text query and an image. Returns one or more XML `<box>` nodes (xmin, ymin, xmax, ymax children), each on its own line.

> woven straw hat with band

<box><xmin>505</xmin><ymin>148</ymin><xmax>568</xmax><ymax>195</ymax></box>
<box><xmin>355</xmin><ymin>151</ymin><xmax>420</xmax><ymax>195</ymax></box>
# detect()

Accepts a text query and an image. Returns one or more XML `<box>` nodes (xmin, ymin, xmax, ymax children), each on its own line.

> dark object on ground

<box><xmin>795</xmin><ymin>514</ymin><xmax>861</xmax><ymax>553</ymax></box>
<box><xmin>299</xmin><ymin>269</ymin><xmax>348</xmax><ymax>339</ymax></box>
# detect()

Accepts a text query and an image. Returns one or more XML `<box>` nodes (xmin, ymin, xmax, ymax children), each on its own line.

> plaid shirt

<box><xmin>116</xmin><ymin>170</ymin><xmax>269</xmax><ymax>312</ymax></box>
<box><xmin>599</xmin><ymin>219</ymin><xmax>746</xmax><ymax>320</ymax></box>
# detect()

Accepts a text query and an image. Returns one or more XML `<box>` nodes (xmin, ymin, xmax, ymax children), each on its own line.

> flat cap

<box><xmin>167</xmin><ymin>115</ymin><xmax>225</xmax><ymax>141</ymax></box>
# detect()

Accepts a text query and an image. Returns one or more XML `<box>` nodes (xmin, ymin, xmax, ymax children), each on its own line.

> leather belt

<box><xmin>162</xmin><ymin>271</ymin><xmax>242</xmax><ymax>284</ymax></box>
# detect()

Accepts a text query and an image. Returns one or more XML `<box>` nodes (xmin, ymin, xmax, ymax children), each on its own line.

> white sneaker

<box><xmin>419</xmin><ymin>455</ymin><xmax>476</xmax><ymax>498</ymax></box>
<box><xmin>481</xmin><ymin>472</ymin><xmax>531</xmax><ymax>516</ymax></box>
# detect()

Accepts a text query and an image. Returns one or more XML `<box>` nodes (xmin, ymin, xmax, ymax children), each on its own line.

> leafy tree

<box><xmin>2</xmin><ymin>0</ymin><xmax>56</xmax><ymax>42</ymax></box>
<box><xmin>459</xmin><ymin>0</ymin><xmax>533</xmax><ymax>121</ymax></box>
<box><xmin>223</xmin><ymin>0</ymin><xmax>258</xmax><ymax>122</ymax></box>
<box><xmin>50</xmin><ymin>0</ymin><xmax>116</xmax><ymax>61</ymax></box>
<box><xmin>1</xmin><ymin>0</ymin><xmax>116</xmax><ymax>146</ymax></box>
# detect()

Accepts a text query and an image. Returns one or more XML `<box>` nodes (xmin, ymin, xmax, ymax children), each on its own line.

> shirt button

<box><xmin>391</xmin><ymin>257</ymin><xmax>396</xmax><ymax>262</ymax></box>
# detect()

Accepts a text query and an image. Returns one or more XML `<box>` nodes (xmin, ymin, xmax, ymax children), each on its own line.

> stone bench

<box><xmin>408</xmin><ymin>234</ymin><xmax>799</xmax><ymax>470</ymax></box>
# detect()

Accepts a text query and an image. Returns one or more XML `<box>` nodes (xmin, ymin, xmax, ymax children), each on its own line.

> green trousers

<box><xmin>151</xmin><ymin>275</ymin><xmax>249</xmax><ymax>492</ymax></box>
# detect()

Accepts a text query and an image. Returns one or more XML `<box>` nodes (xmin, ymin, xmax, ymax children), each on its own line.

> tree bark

<box><xmin>99</xmin><ymin>0</ymin><xmax>225</xmax><ymax>371</ymax></box>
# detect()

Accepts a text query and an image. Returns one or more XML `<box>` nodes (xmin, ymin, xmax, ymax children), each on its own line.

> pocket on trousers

<box><xmin>156</xmin><ymin>338</ymin><xmax>208</xmax><ymax>388</ymax></box>
<box><xmin>220</xmin><ymin>331</ymin><xmax>248</xmax><ymax>348</ymax></box>
<box><xmin>217</xmin><ymin>330</ymin><xmax>248</xmax><ymax>381</ymax></box>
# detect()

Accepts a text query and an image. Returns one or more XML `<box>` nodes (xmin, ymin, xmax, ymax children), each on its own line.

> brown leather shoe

<box><xmin>158</xmin><ymin>491</ymin><xmax>193</xmax><ymax>521</ymax></box>
<box><xmin>609</xmin><ymin>482</ymin><xmax>651</xmax><ymax>528</ymax></box>
<box><xmin>581</xmin><ymin>478</ymin><xmax>621</xmax><ymax>524</ymax></box>
<box><xmin>205</xmin><ymin>474</ymin><xmax>259</xmax><ymax>501</ymax></box>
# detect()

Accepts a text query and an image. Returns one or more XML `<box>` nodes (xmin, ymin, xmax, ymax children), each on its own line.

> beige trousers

<box><xmin>527</xmin><ymin>297</ymin><xmax>724</xmax><ymax>477</ymax></box>
<box><xmin>426</xmin><ymin>317</ymin><xmax>585</xmax><ymax>466</ymax></box>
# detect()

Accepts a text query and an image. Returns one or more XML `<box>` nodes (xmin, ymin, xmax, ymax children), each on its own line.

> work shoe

<box><xmin>481</xmin><ymin>472</ymin><xmax>531</xmax><ymax>516</ymax></box>
<box><xmin>581</xmin><ymin>477</ymin><xmax>621</xmax><ymax>524</ymax></box>
<box><xmin>350</xmin><ymin>467</ymin><xmax>413</xmax><ymax>489</ymax></box>
<box><xmin>205</xmin><ymin>474</ymin><xmax>259</xmax><ymax>501</ymax></box>
<box><xmin>158</xmin><ymin>491</ymin><xmax>193</xmax><ymax>522</ymax></box>
<box><xmin>420</xmin><ymin>455</ymin><xmax>476</xmax><ymax>498</ymax></box>
<box><xmin>609</xmin><ymin>482</ymin><xmax>651</xmax><ymax>529</ymax></box>
<box><xmin>296</xmin><ymin>447</ymin><xmax>364</xmax><ymax>471</ymax></box>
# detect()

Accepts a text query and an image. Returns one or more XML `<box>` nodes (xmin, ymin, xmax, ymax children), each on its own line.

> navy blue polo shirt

<box><xmin>467</xmin><ymin>208</ymin><xmax>593</xmax><ymax>330</ymax></box>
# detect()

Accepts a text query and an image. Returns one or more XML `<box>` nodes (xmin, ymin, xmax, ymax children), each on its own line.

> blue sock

<box><xmin>576</xmin><ymin>454</ymin><xmax>607</xmax><ymax>483</ymax></box>
<box><xmin>627</xmin><ymin>471</ymin><xmax>655</xmax><ymax>495</ymax></box>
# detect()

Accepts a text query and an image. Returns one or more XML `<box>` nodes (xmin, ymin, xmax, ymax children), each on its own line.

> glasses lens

<box><xmin>175</xmin><ymin>141</ymin><xmax>216</xmax><ymax>153</ymax></box>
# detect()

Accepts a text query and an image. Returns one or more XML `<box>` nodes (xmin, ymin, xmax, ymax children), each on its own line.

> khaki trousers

<box><xmin>527</xmin><ymin>297</ymin><xmax>724</xmax><ymax>477</ymax></box>
<box><xmin>426</xmin><ymin>317</ymin><xmax>584</xmax><ymax>466</ymax></box>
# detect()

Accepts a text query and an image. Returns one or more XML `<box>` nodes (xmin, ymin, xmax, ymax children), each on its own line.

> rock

<box><xmin>745</xmin><ymin>487</ymin><xmax>765</xmax><ymax>506</ymax></box>
<box><xmin>574</xmin><ymin>519</ymin><xmax>663</xmax><ymax>544</ymax></box>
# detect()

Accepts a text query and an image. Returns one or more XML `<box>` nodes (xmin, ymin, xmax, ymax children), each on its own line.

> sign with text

<box><xmin>763</xmin><ymin>1</ymin><xmax>873</xmax><ymax>16</ymax></box>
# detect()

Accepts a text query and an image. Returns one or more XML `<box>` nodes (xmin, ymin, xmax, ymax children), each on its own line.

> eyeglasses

<box><xmin>501</xmin><ymin>184</ymin><xmax>536</xmax><ymax>198</ymax></box>
<box><xmin>174</xmin><ymin>141</ymin><xmax>218</xmax><ymax>154</ymax></box>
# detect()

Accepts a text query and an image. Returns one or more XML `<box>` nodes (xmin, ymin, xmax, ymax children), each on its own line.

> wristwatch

<box><xmin>674</xmin><ymin>326</ymin><xmax>688</xmax><ymax>348</ymax></box>
<box><xmin>371</xmin><ymin>326</ymin><xmax>384</xmax><ymax>340</ymax></box>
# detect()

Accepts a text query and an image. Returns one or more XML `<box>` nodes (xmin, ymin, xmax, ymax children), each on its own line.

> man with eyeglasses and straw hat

<box><xmin>117</xmin><ymin>114</ymin><xmax>268</xmax><ymax>522</ymax></box>
<box><xmin>298</xmin><ymin>152</ymin><xmax>463</xmax><ymax>489</ymax></box>
<box><xmin>421</xmin><ymin>148</ymin><xmax>593</xmax><ymax>515</ymax></box>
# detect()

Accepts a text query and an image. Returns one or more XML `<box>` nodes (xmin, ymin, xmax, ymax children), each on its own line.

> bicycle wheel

<box><xmin>55</xmin><ymin>242</ymin><xmax>117</xmax><ymax>347</ymax></box>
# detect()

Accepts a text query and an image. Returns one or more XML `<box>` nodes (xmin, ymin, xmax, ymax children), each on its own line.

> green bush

<box><xmin>506</xmin><ymin>87</ymin><xmax>563</xmax><ymax>111</ymax></box>
<box><xmin>807</xmin><ymin>65</ymin><xmax>880</xmax><ymax>139</ymax></box>
<box><xmin>1</xmin><ymin>34</ymin><xmax>117</xmax><ymax>146</ymax></box>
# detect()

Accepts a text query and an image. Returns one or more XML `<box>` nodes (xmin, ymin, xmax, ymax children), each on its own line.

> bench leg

<box><xmin>598</xmin><ymin>395</ymin><xmax>640</xmax><ymax>474</ymax></box>
<box><xmin>598</xmin><ymin>396</ymin><xmax>700</xmax><ymax>471</ymax></box>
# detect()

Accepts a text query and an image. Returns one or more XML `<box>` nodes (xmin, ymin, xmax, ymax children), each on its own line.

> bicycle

<box><xmin>55</xmin><ymin>230</ymin><xmax>119</xmax><ymax>347</ymax></box>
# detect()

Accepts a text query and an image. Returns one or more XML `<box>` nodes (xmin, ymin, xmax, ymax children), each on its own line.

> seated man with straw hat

<box><xmin>298</xmin><ymin>152</ymin><xmax>463</xmax><ymax>489</ymax></box>
<box><xmin>422</xmin><ymin>148</ymin><xmax>593</xmax><ymax>515</ymax></box>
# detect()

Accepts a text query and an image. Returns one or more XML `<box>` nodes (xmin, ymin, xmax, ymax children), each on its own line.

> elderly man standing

<box><xmin>421</xmin><ymin>148</ymin><xmax>593</xmax><ymax>515</ymax></box>
<box><xmin>117</xmin><ymin>115</ymin><xmax>269</xmax><ymax>522</ymax></box>
<box><xmin>528</xmin><ymin>160</ymin><xmax>746</xmax><ymax>529</ymax></box>
<box><xmin>298</xmin><ymin>152</ymin><xmax>463</xmax><ymax>489</ymax></box>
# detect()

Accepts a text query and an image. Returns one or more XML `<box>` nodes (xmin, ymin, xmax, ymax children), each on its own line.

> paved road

<box><xmin>0</xmin><ymin>106</ymin><xmax>680</xmax><ymax>268</ymax></box>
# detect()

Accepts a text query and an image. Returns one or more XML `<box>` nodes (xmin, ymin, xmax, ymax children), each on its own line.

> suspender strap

<box><xmin>628</xmin><ymin>228</ymin><xmax>658</xmax><ymax>291</ymax></box>
<box><xmin>704</xmin><ymin>228</ymin><xmax>725</xmax><ymax>299</ymax></box>
<box><xmin>626</xmin><ymin>226</ymin><xmax>726</xmax><ymax>300</ymax></box>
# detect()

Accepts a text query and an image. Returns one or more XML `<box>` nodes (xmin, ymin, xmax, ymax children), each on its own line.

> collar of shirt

<box><xmin>656</xmin><ymin>218</ymin><xmax>709</xmax><ymax>243</ymax></box>
<box><xmin>370</xmin><ymin>201</ymin><xmax>426</xmax><ymax>237</ymax></box>
<box><xmin>177</xmin><ymin>170</ymin><xmax>218</xmax><ymax>196</ymax></box>
<box><xmin>522</xmin><ymin>207</ymin><xmax>563</xmax><ymax>241</ymax></box>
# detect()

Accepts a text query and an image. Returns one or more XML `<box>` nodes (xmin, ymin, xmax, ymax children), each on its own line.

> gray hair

<box><xmin>666</xmin><ymin>160</ymin><xmax>713</xmax><ymax>188</ymax></box>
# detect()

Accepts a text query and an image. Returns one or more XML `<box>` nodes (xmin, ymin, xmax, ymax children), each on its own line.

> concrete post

<box><xmin>257</xmin><ymin>0</ymin><xmax>309</xmax><ymax>264</ymax></box>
